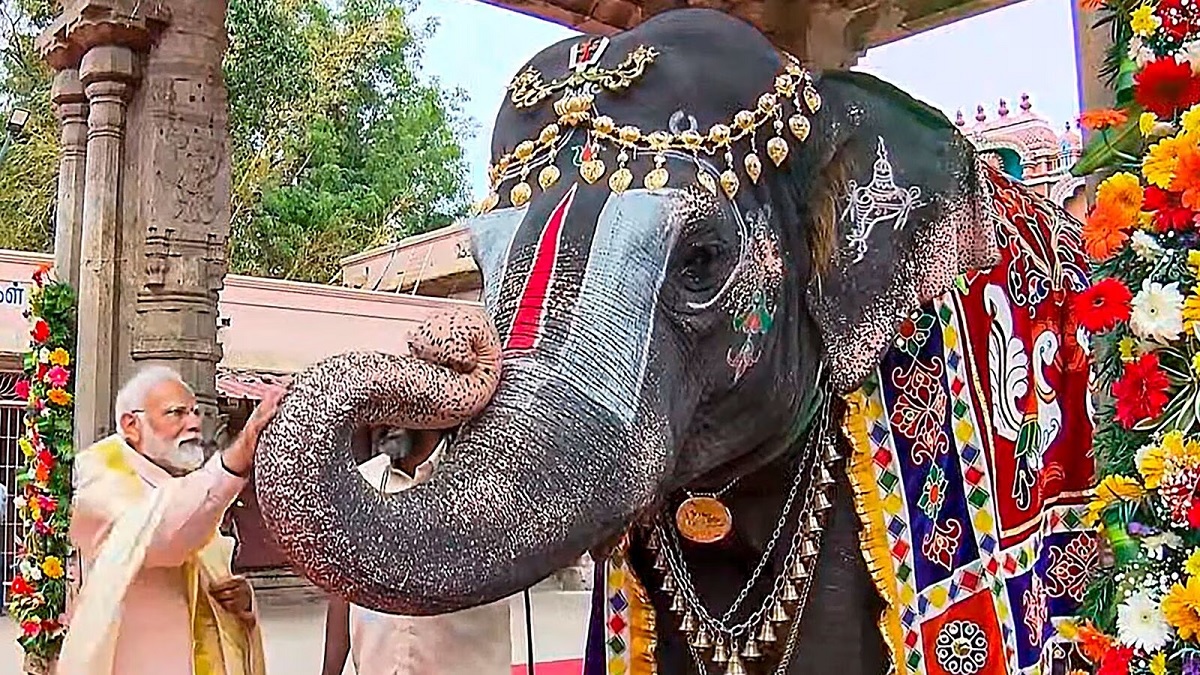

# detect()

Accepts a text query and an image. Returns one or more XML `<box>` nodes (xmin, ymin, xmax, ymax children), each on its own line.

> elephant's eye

<box><xmin>679</xmin><ymin>242</ymin><xmax>720</xmax><ymax>291</ymax></box>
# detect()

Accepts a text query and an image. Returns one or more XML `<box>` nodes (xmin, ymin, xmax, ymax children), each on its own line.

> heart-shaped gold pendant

<box><xmin>580</xmin><ymin>158</ymin><xmax>605</xmax><ymax>184</ymax></box>
<box><xmin>608</xmin><ymin>167</ymin><xmax>633</xmax><ymax>194</ymax></box>
<box><xmin>788</xmin><ymin>114</ymin><xmax>810</xmax><ymax>142</ymax></box>
<box><xmin>697</xmin><ymin>170</ymin><xmax>718</xmax><ymax>196</ymax></box>
<box><xmin>766</xmin><ymin>137</ymin><xmax>789</xmax><ymax>166</ymax></box>
<box><xmin>476</xmin><ymin>191</ymin><xmax>499</xmax><ymax>214</ymax></box>
<box><xmin>538</xmin><ymin>165</ymin><xmax>561</xmax><ymax>190</ymax></box>
<box><xmin>719</xmin><ymin>170</ymin><xmax>740</xmax><ymax>199</ymax></box>
<box><xmin>644</xmin><ymin>167</ymin><xmax>669</xmax><ymax>190</ymax></box>
<box><xmin>510</xmin><ymin>181</ymin><xmax>532</xmax><ymax>207</ymax></box>
<box><xmin>744</xmin><ymin>153</ymin><xmax>762</xmax><ymax>184</ymax></box>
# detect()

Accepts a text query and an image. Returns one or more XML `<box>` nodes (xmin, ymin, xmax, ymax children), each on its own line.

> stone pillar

<box><xmin>126</xmin><ymin>0</ymin><xmax>231</xmax><ymax>435</ymax></box>
<box><xmin>72</xmin><ymin>46</ymin><xmax>136</xmax><ymax>446</ymax></box>
<box><xmin>51</xmin><ymin>69</ymin><xmax>87</xmax><ymax>290</ymax></box>
<box><xmin>763</xmin><ymin>0</ymin><xmax>904</xmax><ymax>68</ymax></box>
<box><xmin>38</xmin><ymin>0</ymin><xmax>234</xmax><ymax>441</ymax></box>
<box><xmin>1071</xmin><ymin>2</ymin><xmax>1115</xmax><ymax>202</ymax></box>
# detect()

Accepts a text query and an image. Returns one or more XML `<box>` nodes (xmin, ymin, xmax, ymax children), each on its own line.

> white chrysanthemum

<box><xmin>1144</xmin><ymin>531</ymin><xmax>1184</xmax><ymax>555</ymax></box>
<box><xmin>1130</xmin><ymin>37</ymin><xmax>1157</xmax><ymax>67</ymax></box>
<box><xmin>1117</xmin><ymin>590</ymin><xmax>1171</xmax><ymax>652</ymax></box>
<box><xmin>1185</xmin><ymin>41</ymin><xmax>1200</xmax><ymax>72</ymax></box>
<box><xmin>1131</xmin><ymin>230</ymin><xmax>1164</xmax><ymax>261</ymax></box>
<box><xmin>1130</xmin><ymin>279</ymin><xmax>1185</xmax><ymax>343</ymax></box>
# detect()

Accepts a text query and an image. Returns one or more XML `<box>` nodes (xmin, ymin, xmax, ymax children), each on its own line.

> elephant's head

<box><xmin>255</xmin><ymin>8</ymin><xmax>998</xmax><ymax>615</ymax></box>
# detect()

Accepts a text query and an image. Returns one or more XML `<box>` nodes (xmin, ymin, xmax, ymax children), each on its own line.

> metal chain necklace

<box><xmin>645</xmin><ymin>398</ymin><xmax>843</xmax><ymax>675</ymax></box>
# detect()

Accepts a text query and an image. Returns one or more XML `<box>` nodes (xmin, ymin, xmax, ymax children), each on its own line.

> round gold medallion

<box><xmin>675</xmin><ymin>496</ymin><xmax>733</xmax><ymax>544</ymax></box>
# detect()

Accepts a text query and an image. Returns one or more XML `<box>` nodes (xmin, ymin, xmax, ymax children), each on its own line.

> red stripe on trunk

<box><xmin>505</xmin><ymin>185</ymin><xmax>577</xmax><ymax>352</ymax></box>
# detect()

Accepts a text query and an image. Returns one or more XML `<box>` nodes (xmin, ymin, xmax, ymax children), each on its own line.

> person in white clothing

<box><xmin>320</xmin><ymin>426</ymin><xmax>512</xmax><ymax>675</ymax></box>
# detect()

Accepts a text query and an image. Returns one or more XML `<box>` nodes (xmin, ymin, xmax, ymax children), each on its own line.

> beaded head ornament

<box><xmin>477</xmin><ymin>37</ymin><xmax>821</xmax><ymax>214</ymax></box>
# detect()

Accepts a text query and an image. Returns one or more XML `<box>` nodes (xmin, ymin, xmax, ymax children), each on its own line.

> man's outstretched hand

<box><xmin>210</xmin><ymin>576</ymin><xmax>256</xmax><ymax>627</ymax></box>
<box><xmin>221</xmin><ymin>385</ymin><xmax>286</xmax><ymax>477</ymax></box>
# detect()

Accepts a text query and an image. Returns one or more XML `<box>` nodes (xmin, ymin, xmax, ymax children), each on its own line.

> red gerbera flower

<box><xmin>20</xmin><ymin>620</ymin><xmax>41</xmax><ymax>639</ymax></box>
<box><xmin>1113</xmin><ymin>353</ymin><xmax>1171</xmax><ymax>428</ymax></box>
<box><xmin>30</xmin><ymin>319</ymin><xmax>49</xmax><ymax>345</ymax></box>
<box><xmin>1144</xmin><ymin>185</ymin><xmax>1196</xmax><ymax>231</ymax></box>
<box><xmin>1072</xmin><ymin>278</ymin><xmax>1133</xmax><ymax>333</ymax></box>
<box><xmin>13</xmin><ymin>379</ymin><xmax>29</xmax><ymax>401</ymax></box>
<box><xmin>10</xmin><ymin>575</ymin><xmax>31</xmax><ymax>596</ymax></box>
<box><xmin>1136</xmin><ymin>58</ymin><xmax>1200</xmax><ymax>118</ymax></box>
<box><xmin>1097</xmin><ymin>645</ymin><xmax>1134</xmax><ymax>675</ymax></box>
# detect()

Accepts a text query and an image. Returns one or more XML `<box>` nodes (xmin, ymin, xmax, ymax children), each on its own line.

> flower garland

<box><xmin>6</xmin><ymin>263</ymin><xmax>77</xmax><ymax>669</ymax></box>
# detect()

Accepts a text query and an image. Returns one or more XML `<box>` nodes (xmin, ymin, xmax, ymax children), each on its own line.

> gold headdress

<box><xmin>477</xmin><ymin>38</ymin><xmax>821</xmax><ymax>214</ymax></box>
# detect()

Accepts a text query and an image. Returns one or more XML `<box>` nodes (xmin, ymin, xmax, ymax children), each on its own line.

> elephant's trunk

<box><xmin>255</xmin><ymin>309</ymin><xmax>668</xmax><ymax>615</ymax></box>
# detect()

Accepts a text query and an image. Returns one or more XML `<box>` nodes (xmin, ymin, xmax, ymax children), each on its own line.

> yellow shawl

<box><xmin>57</xmin><ymin>435</ymin><xmax>266</xmax><ymax>675</ymax></box>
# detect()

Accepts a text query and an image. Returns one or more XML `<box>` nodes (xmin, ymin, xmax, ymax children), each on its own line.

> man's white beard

<box><xmin>142</xmin><ymin>432</ymin><xmax>204</xmax><ymax>474</ymax></box>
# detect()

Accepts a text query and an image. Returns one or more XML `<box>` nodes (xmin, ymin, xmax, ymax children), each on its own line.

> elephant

<box><xmin>252</xmin><ymin>8</ymin><xmax>1061</xmax><ymax>675</ymax></box>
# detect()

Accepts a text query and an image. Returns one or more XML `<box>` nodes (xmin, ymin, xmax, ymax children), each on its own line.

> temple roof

<box><xmin>477</xmin><ymin>0</ymin><xmax>1025</xmax><ymax>57</ymax></box>
<box><xmin>955</xmin><ymin>94</ymin><xmax>1082</xmax><ymax>158</ymax></box>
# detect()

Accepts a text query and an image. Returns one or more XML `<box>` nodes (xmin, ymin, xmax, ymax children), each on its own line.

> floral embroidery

<box><xmin>1024</xmin><ymin>575</ymin><xmax>1049</xmax><ymax>646</ymax></box>
<box><xmin>1046</xmin><ymin>534</ymin><xmax>1099</xmax><ymax>602</ymax></box>
<box><xmin>935</xmin><ymin>620</ymin><xmax>990</xmax><ymax>675</ymax></box>
<box><xmin>889</xmin><ymin>357</ymin><xmax>950</xmax><ymax>465</ymax></box>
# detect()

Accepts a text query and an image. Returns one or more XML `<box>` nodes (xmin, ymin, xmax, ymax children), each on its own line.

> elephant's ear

<box><xmin>805</xmin><ymin>133</ymin><xmax>999</xmax><ymax>394</ymax></box>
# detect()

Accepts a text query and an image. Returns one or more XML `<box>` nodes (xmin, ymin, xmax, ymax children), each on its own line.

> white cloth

<box><xmin>349</xmin><ymin>442</ymin><xmax>512</xmax><ymax>675</ymax></box>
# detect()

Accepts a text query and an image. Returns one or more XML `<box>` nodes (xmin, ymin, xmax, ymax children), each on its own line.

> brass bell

<box><xmin>788</xmin><ymin>557</ymin><xmax>811</xmax><ymax>580</ymax></box>
<box><xmin>712</xmin><ymin>638</ymin><xmax>730</xmax><ymax>664</ymax></box>
<box><xmin>799</xmin><ymin>537</ymin><xmax>821</xmax><ymax>559</ymax></box>
<box><xmin>802</xmin><ymin>513</ymin><xmax>822</xmax><ymax>534</ymax></box>
<box><xmin>823</xmin><ymin>444</ymin><xmax>842</xmax><ymax>463</ymax></box>
<box><xmin>669</xmin><ymin>592</ymin><xmax>686</xmax><ymax>613</ymax></box>
<box><xmin>661</xmin><ymin>572</ymin><xmax>676</xmax><ymax>593</ymax></box>
<box><xmin>768</xmin><ymin>600</ymin><xmax>790</xmax><ymax>623</ymax></box>
<box><xmin>756</xmin><ymin>622</ymin><xmax>777</xmax><ymax>643</ymax></box>
<box><xmin>813</xmin><ymin>491</ymin><xmax>833</xmax><ymax>512</ymax></box>
<box><xmin>645</xmin><ymin>533</ymin><xmax>660</xmax><ymax>552</ymax></box>
<box><xmin>741</xmin><ymin>638</ymin><xmax>762</xmax><ymax>660</ymax></box>
<box><xmin>725</xmin><ymin>654</ymin><xmax>747</xmax><ymax>675</ymax></box>
<box><xmin>690</xmin><ymin>626</ymin><xmax>713</xmax><ymax>649</ymax></box>
<box><xmin>681</xmin><ymin>610</ymin><xmax>698</xmax><ymax>633</ymax></box>
<box><xmin>817</xmin><ymin>463</ymin><xmax>836</xmax><ymax>486</ymax></box>
<box><xmin>780</xmin><ymin>580</ymin><xmax>801</xmax><ymax>603</ymax></box>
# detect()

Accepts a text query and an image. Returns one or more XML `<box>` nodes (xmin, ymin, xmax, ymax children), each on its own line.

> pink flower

<box><xmin>45</xmin><ymin>366</ymin><xmax>69</xmax><ymax>388</ymax></box>
<box><xmin>13</xmin><ymin>379</ymin><xmax>29</xmax><ymax>400</ymax></box>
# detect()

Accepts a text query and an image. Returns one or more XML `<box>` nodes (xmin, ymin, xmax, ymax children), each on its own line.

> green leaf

<box><xmin>1071</xmin><ymin>111</ymin><xmax>1144</xmax><ymax>177</ymax></box>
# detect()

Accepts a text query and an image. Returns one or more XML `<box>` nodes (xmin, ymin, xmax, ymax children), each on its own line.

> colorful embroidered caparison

<box><xmin>592</xmin><ymin>165</ymin><xmax>1095</xmax><ymax>675</ymax></box>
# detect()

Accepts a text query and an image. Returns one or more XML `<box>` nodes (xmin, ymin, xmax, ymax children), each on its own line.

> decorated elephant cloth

<box><xmin>589</xmin><ymin>164</ymin><xmax>1096</xmax><ymax>675</ymax></box>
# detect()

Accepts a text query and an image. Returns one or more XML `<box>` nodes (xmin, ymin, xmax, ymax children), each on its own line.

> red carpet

<box><xmin>510</xmin><ymin>659</ymin><xmax>584</xmax><ymax>675</ymax></box>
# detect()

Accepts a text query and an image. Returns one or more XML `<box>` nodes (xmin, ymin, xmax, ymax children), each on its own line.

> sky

<box><xmin>410</xmin><ymin>0</ymin><xmax>1084</xmax><ymax>199</ymax></box>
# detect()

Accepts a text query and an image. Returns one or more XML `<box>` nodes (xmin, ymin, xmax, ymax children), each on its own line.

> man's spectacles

<box><xmin>130</xmin><ymin>405</ymin><xmax>202</xmax><ymax>420</ymax></box>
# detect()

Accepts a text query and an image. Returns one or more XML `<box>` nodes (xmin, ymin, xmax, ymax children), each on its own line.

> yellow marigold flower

<box><xmin>47</xmin><ymin>348</ymin><xmax>69</xmax><ymax>367</ymax></box>
<box><xmin>1187</xmin><ymin>551</ymin><xmax>1200</xmax><ymax>577</ymax></box>
<box><xmin>1131</xmin><ymin>3</ymin><xmax>1162</xmax><ymax>35</ymax></box>
<box><xmin>1164</xmin><ymin>576</ymin><xmax>1200</xmax><ymax>639</ymax></box>
<box><xmin>1141</xmin><ymin>112</ymin><xmax>1160</xmax><ymax>136</ymax></box>
<box><xmin>1139</xmin><ymin>444</ymin><xmax>1166</xmax><ymax>488</ymax></box>
<box><xmin>1185</xmin><ymin>106</ymin><xmax>1200</xmax><ymax>137</ymax></box>
<box><xmin>1085</xmin><ymin>475</ymin><xmax>1145</xmax><ymax>525</ymax></box>
<box><xmin>1144</xmin><ymin>134</ymin><xmax>1192</xmax><ymax>188</ymax></box>
<box><xmin>1096</xmin><ymin>172</ymin><xmax>1144</xmax><ymax>220</ymax></box>
<box><xmin>1151</xmin><ymin>652</ymin><xmax>1167</xmax><ymax>675</ymax></box>
<box><xmin>47</xmin><ymin>388</ymin><xmax>71</xmax><ymax>406</ymax></box>
<box><xmin>17</xmin><ymin>437</ymin><xmax>32</xmax><ymax>458</ymax></box>
<box><xmin>41</xmin><ymin>556</ymin><xmax>63</xmax><ymax>579</ymax></box>
<box><xmin>1119</xmin><ymin>336</ymin><xmax>1137</xmax><ymax>362</ymax></box>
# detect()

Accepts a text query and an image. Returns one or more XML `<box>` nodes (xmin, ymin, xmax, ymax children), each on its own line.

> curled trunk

<box><xmin>255</xmin><ymin>310</ymin><xmax>668</xmax><ymax>615</ymax></box>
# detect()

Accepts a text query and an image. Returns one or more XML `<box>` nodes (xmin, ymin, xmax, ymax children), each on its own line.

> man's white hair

<box><xmin>114</xmin><ymin>365</ymin><xmax>193</xmax><ymax>432</ymax></box>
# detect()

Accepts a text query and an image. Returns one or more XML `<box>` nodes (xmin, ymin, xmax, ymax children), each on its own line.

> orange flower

<box><xmin>1075</xmin><ymin>621</ymin><xmax>1114</xmax><ymax>662</ymax></box>
<box><xmin>1079</xmin><ymin>0</ymin><xmax>1105</xmax><ymax>10</ymax></box>
<box><xmin>1083</xmin><ymin>202</ymin><xmax>1133</xmax><ymax>261</ymax></box>
<box><xmin>1096</xmin><ymin>172</ymin><xmax>1144</xmax><ymax>220</ymax></box>
<box><xmin>46</xmin><ymin>388</ymin><xmax>71</xmax><ymax>406</ymax></box>
<box><xmin>1173</xmin><ymin>141</ymin><xmax>1200</xmax><ymax>209</ymax></box>
<box><xmin>1081</xmin><ymin>108</ymin><xmax>1129</xmax><ymax>130</ymax></box>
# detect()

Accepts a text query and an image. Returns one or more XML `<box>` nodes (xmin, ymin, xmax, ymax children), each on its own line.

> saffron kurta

<box><xmin>350</xmin><ymin>451</ymin><xmax>512</xmax><ymax>675</ymax></box>
<box><xmin>62</xmin><ymin>435</ymin><xmax>258</xmax><ymax>675</ymax></box>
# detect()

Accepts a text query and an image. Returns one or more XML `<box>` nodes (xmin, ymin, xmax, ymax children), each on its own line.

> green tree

<box><xmin>0</xmin><ymin>0</ymin><xmax>58</xmax><ymax>252</ymax></box>
<box><xmin>0</xmin><ymin>0</ymin><xmax>472</xmax><ymax>283</ymax></box>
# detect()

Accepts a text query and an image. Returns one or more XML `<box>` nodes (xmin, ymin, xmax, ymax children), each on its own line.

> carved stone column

<box><xmin>51</xmin><ymin>69</ymin><xmax>87</xmax><ymax>290</ymax></box>
<box><xmin>73</xmin><ymin>45</ymin><xmax>136</xmax><ymax>447</ymax></box>
<box><xmin>126</xmin><ymin>0</ymin><xmax>232</xmax><ymax>434</ymax></box>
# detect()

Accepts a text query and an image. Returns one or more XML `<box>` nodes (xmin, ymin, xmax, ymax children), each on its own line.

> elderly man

<box><xmin>58</xmin><ymin>365</ymin><xmax>284</xmax><ymax>675</ymax></box>
<box><xmin>320</xmin><ymin>426</ymin><xmax>512</xmax><ymax>675</ymax></box>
